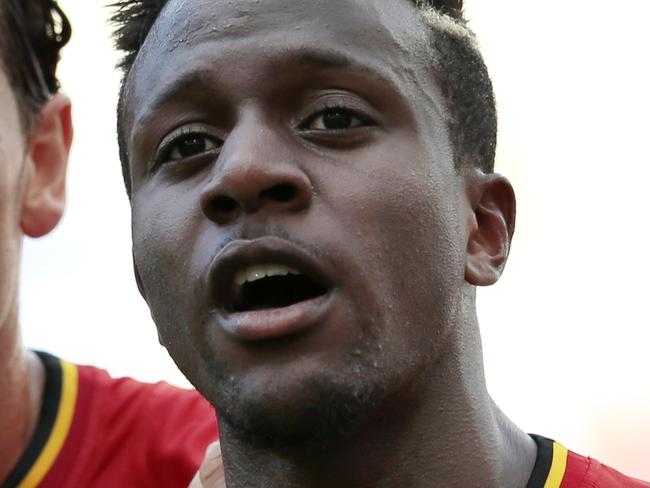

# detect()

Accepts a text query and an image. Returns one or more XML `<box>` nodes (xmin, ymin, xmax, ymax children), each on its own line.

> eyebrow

<box><xmin>291</xmin><ymin>50</ymin><xmax>352</xmax><ymax>68</ymax></box>
<box><xmin>140</xmin><ymin>48</ymin><xmax>368</xmax><ymax>117</ymax></box>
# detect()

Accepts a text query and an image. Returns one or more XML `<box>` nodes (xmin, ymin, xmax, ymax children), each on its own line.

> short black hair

<box><xmin>0</xmin><ymin>0</ymin><xmax>71</xmax><ymax>129</ymax></box>
<box><xmin>111</xmin><ymin>0</ymin><xmax>496</xmax><ymax>195</ymax></box>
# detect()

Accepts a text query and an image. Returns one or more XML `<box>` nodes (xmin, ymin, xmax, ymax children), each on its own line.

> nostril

<box><xmin>261</xmin><ymin>183</ymin><xmax>298</xmax><ymax>203</ymax></box>
<box><xmin>211</xmin><ymin>195</ymin><xmax>239</xmax><ymax>214</ymax></box>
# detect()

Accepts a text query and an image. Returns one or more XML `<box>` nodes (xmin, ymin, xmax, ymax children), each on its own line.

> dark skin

<box><xmin>123</xmin><ymin>0</ymin><xmax>535</xmax><ymax>486</ymax></box>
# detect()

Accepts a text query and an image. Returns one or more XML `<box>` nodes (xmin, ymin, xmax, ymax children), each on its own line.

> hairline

<box><xmin>0</xmin><ymin>0</ymin><xmax>70</xmax><ymax>132</ymax></box>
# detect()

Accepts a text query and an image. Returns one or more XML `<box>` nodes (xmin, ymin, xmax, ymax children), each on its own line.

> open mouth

<box><xmin>208</xmin><ymin>237</ymin><xmax>336</xmax><ymax>340</ymax></box>
<box><xmin>225</xmin><ymin>264</ymin><xmax>329</xmax><ymax>313</ymax></box>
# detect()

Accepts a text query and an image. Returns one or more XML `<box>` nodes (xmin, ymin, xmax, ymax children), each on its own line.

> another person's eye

<box><xmin>302</xmin><ymin>106</ymin><xmax>370</xmax><ymax>131</ymax></box>
<box><xmin>162</xmin><ymin>133</ymin><xmax>221</xmax><ymax>163</ymax></box>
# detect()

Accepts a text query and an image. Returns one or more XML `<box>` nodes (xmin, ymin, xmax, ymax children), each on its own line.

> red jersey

<box><xmin>2</xmin><ymin>351</ymin><xmax>218</xmax><ymax>488</ymax></box>
<box><xmin>527</xmin><ymin>435</ymin><xmax>650</xmax><ymax>488</ymax></box>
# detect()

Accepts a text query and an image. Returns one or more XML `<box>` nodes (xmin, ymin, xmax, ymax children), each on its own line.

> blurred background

<box><xmin>19</xmin><ymin>0</ymin><xmax>650</xmax><ymax>479</ymax></box>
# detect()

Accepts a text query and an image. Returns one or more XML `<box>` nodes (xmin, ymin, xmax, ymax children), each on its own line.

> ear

<box><xmin>20</xmin><ymin>93</ymin><xmax>73</xmax><ymax>238</ymax></box>
<box><xmin>464</xmin><ymin>170</ymin><xmax>516</xmax><ymax>286</ymax></box>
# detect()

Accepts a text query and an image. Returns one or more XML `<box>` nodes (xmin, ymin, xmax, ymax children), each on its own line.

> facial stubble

<box><xmin>198</xmin><ymin>316</ymin><xmax>387</xmax><ymax>450</ymax></box>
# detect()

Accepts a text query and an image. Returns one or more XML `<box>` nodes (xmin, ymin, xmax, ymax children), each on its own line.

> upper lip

<box><xmin>207</xmin><ymin>236</ymin><xmax>333</xmax><ymax>311</ymax></box>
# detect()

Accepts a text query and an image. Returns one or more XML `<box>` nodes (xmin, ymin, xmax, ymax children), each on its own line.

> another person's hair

<box><xmin>111</xmin><ymin>0</ymin><xmax>496</xmax><ymax>195</ymax></box>
<box><xmin>0</xmin><ymin>0</ymin><xmax>71</xmax><ymax>129</ymax></box>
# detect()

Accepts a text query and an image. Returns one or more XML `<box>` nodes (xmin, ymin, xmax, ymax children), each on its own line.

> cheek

<box><xmin>0</xmin><ymin>148</ymin><xmax>25</xmax><ymax>327</ymax></box>
<box><xmin>316</xmin><ymin>139</ymin><xmax>466</xmax><ymax>360</ymax></box>
<box><xmin>131</xmin><ymin>188</ymin><xmax>206</xmax><ymax>328</ymax></box>
<box><xmin>131</xmin><ymin>185</ymin><xmax>232</xmax><ymax>392</ymax></box>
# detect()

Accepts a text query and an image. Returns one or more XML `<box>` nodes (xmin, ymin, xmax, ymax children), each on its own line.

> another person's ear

<box><xmin>20</xmin><ymin>93</ymin><xmax>73</xmax><ymax>238</ymax></box>
<box><xmin>464</xmin><ymin>169</ymin><xmax>516</xmax><ymax>286</ymax></box>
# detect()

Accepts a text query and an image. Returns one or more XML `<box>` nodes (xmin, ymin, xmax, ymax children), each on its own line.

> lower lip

<box><xmin>217</xmin><ymin>292</ymin><xmax>334</xmax><ymax>341</ymax></box>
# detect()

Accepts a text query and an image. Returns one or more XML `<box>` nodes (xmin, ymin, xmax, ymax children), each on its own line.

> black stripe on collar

<box><xmin>525</xmin><ymin>434</ymin><xmax>555</xmax><ymax>488</ymax></box>
<box><xmin>1</xmin><ymin>351</ymin><xmax>62</xmax><ymax>488</ymax></box>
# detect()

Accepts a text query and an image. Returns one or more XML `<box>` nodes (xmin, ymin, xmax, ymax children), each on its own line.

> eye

<box><xmin>302</xmin><ymin>107</ymin><xmax>369</xmax><ymax>131</ymax></box>
<box><xmin>163</xmin><ymin>133</ymin><xmax>220</xmax><ymax>163</ymax></box>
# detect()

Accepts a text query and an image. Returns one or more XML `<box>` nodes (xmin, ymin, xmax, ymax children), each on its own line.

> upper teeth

<box><xmin>234</xmin><ymin>264</ymin><xmax>300</xmax><ymax>286</ymax></box>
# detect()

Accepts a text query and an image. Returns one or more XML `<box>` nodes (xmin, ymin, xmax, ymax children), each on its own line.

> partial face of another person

<box><xmin>0</xmin><ymin>55</ymin><xmax>72</xmax><ymax>334</ymax></box>
<box><xmin>124</xmin><ymin>0</ymin><xmax>507</xmax><ymax>445</ymax></box>
<box><xmin>0</xmin><ymin>69</ymin><xmax>28</xmax><ymax>330</ymax></box>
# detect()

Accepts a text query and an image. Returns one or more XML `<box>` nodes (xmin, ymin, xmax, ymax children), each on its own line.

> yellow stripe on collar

<box><xmin>543</xmin><ymin>441</ymin><xmax>568</xmax><ymax>488</ymax></box>
<box><xmin>17</xmin><ymin>360</ymin><xmax>78</xmax><ymax>488</ymax></box>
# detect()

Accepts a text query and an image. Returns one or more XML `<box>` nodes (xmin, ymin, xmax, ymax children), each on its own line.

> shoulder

<box><xmin>25</xmin><ymin>353</ymin><xmax>217</xmax><ymax>487</ymax></box>
<box><xmin>565</xmin><ymin>449</ymin><xmax>650</xmax><ymax>488</ymax></box>
<box><xmin>76</xmin><ymin>362</ymin><xmax>217</xmax><ymax>438</ymax></box>
<box><xmin>529</xmin><ymin>435</ymin><xmax>649</xmax><ymax>488</ymax></box>
<box><xmin>74</xmin><ymin>363</ymin><xmax>218</xmax><ymax>485</ymax></box>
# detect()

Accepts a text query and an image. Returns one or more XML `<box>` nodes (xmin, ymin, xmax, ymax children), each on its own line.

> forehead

<box><xmin>147</xmin><ymin>0</ymin><xmax>426</xmax><ymax>57</ymax></box>
<box><xmin>124</xmin><ymin>0</ymin><xmax>435</xmax><ymax>124</ymax></box>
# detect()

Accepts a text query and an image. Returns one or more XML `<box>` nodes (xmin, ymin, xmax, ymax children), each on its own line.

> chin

<box><xmin>205</xmin><ymin>355</ymin><xmax>386</xmax><ymax>449</ymax></box>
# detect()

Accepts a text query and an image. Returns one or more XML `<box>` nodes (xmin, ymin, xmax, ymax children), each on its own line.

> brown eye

<box><xmin>166</xmin><ymin>134</ymin><xmax>219</xmax><ymax>162</ymax></box>
<box><xmin>305</xmin><ymin>108</ymin><xmax>365</xmax><ymax>131</ymax></box>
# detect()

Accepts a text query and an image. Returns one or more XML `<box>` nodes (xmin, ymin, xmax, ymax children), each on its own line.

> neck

<box><xmin>219</xmin><ymin>294</ymin><xmax>536</xmax><ymax>487</ymax></box>
<box><xmin>0</xmin><ymin>312</ymin><xmax>45</xmax><ymax>483</ymax></box>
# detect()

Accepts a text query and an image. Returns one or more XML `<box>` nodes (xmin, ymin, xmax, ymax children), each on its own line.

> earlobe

<box><xmin>464</xmin><ymin>171</ymin><xmax>516</xmax><ymax>286</ymax></box>
<box><xmin>20</xmin><ymin>94</ymin><xmax>73</xmax><ymax>238</ymax></box>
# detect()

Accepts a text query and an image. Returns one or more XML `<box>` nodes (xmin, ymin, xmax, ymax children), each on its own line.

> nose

<box><xmin>200</xmin><ymin>123</ymin><xmax>312</xmax><ymax>225</ymax></box>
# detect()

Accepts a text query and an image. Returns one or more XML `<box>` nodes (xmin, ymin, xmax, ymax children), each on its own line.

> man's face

<box><xmin>0</xmin><ymin>68</ymin><xmax>27</xmax><ymax>331</ymax></box>
<box><xmin>125</xmin><ymin>0</ymin><xmax>472</xmax><ymax>443</ymax></box>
